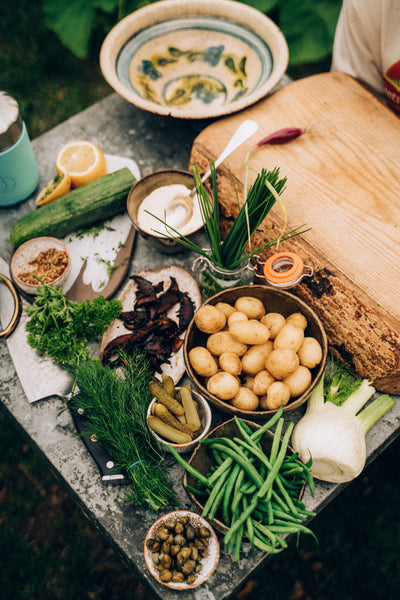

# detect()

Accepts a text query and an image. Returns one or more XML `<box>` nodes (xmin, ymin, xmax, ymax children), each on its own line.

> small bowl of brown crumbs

<box><xmin>10</xmin><ymin>236</ymin><xmax>71</xmax><ymax>296</ymax></box>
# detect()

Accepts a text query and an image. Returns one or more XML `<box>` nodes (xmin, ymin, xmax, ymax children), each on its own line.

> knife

<box><xmin>0</xmin><ymin>257</ymin><xmax>126</xmax><ymax>484</ymax></box>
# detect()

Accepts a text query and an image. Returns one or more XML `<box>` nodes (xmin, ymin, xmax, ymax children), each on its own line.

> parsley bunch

<box><xmin>25</xmin><ymin>283</ymin><xmax>122</xmax><ymax>368</ymax></box>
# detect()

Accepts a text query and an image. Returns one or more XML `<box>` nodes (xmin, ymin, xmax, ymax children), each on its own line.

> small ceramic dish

<box><xmin>183</xmin><ymin>285</ymin><xmax>328</xmax><ymax>419</ymax></box>
<box><xmin>147</xmin><ymin>387</ymin><xmax>212</xmax><ymax>454</ymax></box>
<box><xmin>127</xmin><ymin>169</ymin><xmax>204</xmax><ymax>254</ymax></box>
<box><xmin>100</xmin><ymin>0</ymin><xmax>288</xmax><ymax>119</ymax></box>
<box><xmin>10</xmin><ymin>236</ymin><xmax>71</xmax><ymax>296</ymax></box>
<box><xmin>144</xmin><ymin>510</ymin><xmax>220</xmax><ymax>589</ymax></box>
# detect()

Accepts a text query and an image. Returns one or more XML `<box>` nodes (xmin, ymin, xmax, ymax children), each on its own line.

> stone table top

<box><xmin>0</xmin><ymin>90</ymin><xmax>399</xmax><ymax>600</ymax></box>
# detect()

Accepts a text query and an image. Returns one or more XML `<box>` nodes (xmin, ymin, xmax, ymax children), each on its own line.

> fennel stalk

<box><xmin>291</xmin><ymin>371</ymin><xmax>395</xmax><ymax>483</ymax></box>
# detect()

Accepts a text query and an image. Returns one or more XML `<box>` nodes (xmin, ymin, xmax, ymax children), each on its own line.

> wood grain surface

<box><xmin>189</xmin><ymin>72</ymin><xmax>400</xmax><ymax>393</ymax></box>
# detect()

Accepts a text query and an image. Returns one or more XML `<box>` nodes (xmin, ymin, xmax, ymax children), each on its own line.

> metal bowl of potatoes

<box><xmin>183</xmin><ymin>285</ymin><xmax>328</xmax><ymax>419</ymax></box>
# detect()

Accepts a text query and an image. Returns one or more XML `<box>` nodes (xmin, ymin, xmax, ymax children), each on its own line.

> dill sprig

<box><xmin>70</xmin><ymin>351</ymin><xmax>176</xmax><ymax>511</ymax></box>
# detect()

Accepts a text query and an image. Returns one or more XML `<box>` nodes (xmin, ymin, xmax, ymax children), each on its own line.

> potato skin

<box><xmin>265</xmin><ymin>348</ymin><xmax>299</xmax><ymax>380</ymax></box>
<box><xmin>215</xmin><ymin>302</ymin><xmax>236</xmax><ymax>318</ymax></box>
<box><xmin>231</xmin><ymin>386</ymin><xmax>259</xmax><ymax>411</ymax></box>
<box><xmin>298</xmin><ymin>337</ymin><xmax>323</xmax><ymax>368</ymax></box>
<box><xmin>194</xmin><ymin>304</ymin><xmax>226</xmax><ymax>334</ymax></box>
<box><xmin>283</xmin><ymin>365</ymin><xmax>312</xmax><ymax>397</ymax></box>
<box><xmin>241</xmin><ymin>341</ymin><xmax>273</xmax><ymax>375</ymax></box>
<box><xmin>273</xmin><ymin>323</ymin><xmax>304</xmax><ymax>352</ymax></box>
<box><xmin>188</xmin><ymin>346</ymin><xmax>218</xmax><ymax>377</ymax></box>
<box><xmin>227</xmin><ymin>311</ymin><xmax>248</xmax><ymax>328</ymax></box>
<box><xmin>252</xmin><ymin>370</ymin><xmax>275</xmax><ymax>395</ymax></box>
<box><xmin>229</xmin><ymin>319</ymin><xmax>270</xmax><ymax>345</ymax></box>
<box><xmin>234</xmin><ymin>296</ymin><xmax>265</xmax><ymax>319</ymax></box>
<box><xmin>286</xmin><ymin>312</ymin><xmax>308</xmax><ymax>330</ymax></box>
<box><xmin>260</xmin><ymin>312</ymin><xmax>285</xmax><ymax>339</ymax></box>
<box><xmin>260</xmin><ymin>381</ymin><xmax>291</xmax><ymax>410</ymax></box>
<box><xmin>207</xmin><ymin>331</ymin><xmax>247</xmax><ymax>357</ymax></box>
<box><xmin>219</xmin><ymin>352</ymin><xmax>242</xmax><ymax>376</ymax></box>
<box><xmin>207</xmin><ymin>371</ymin><xmax>240</xmax><ymax>400</ymax></box>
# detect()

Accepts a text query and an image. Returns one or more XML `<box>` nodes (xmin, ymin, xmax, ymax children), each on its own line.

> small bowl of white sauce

<box><xmin>127</xmin><ymin>170</ymin><xmax>205</xmax><ymax>253</ymax></box>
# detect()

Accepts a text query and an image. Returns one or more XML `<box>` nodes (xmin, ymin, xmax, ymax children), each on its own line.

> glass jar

<box><xmin>257</xmin><ymin>251</ymin><xmax>313</xmax><ymax>289</ymax></box>
<box><xmin>192</xmin><ymin>254</ymin><xmax>254</xmax><ymax>298</ymax></box>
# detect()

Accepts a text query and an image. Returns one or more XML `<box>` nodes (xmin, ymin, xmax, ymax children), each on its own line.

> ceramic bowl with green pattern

<box><xmin>100</xmin><ymin>0</ymin><xmax>288</xmax><ymax>119</ymax></box>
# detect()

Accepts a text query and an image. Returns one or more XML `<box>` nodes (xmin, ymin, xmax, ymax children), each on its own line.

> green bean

<box><xmin>234</xmin><ymin>522</ymin><xmax>244</xmax><ymax>562</ymax></box>
<box><xmin>222</xmin><ymin>462</ymin><xmax>241</xmax><ymax>523</ymax></box>
<box><xmin>202</xmin><ymin>467</ymin><xmax>231</xmax><ymax>518</ymax></box>
<box><xmin>257</xmin><ymin>421</ymin><xmax>294</xmax><ymax>501</ymax></box>
<box><xmin>269</xmin><ymin>417</ymin><xmax>284</xmax><ymax>464</ymax></box>
<box><xmin>204</xmin><ymin>441</ymin><xmax>264</xmax><ymax>488</ymax></box>
<box><xmin>231</xmin><ymin>466</ymin><xmax>246</xmax><ymax>517</ymax></box>
<box><xmin>248</xmin><ymin>403</ymin><xmax>285</xmax><ymax>443</ymax></box>
<box><xmin>242</xmin><ymin>496</ymin><xmax>255</xmax><ymax>548</ymax></box>
<box><xmin>167</xmin><ymin>444</ymin><xmax>210</xmax><ymax>486</ymax></box>
<box><xmin>224</xmin><ymin>495</ymin><xmax>258</xmax><ymax>547</ymax></box>
<box><xmin>207</xmin><ymin>456</ymin><xmax>233</xmax><ymax>486</ymax></box>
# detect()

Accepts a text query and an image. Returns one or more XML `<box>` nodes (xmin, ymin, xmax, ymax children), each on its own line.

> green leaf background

<box><xmin>43</xmin><ymin>0</ymin><xmax>342</xmax><ymax>67</ymax></box>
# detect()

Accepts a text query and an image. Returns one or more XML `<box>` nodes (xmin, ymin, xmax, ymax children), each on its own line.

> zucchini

<box><xmin>10</xmin><ymin>167</ymin><xmax>136</xmax><ymax>247</ymax></box>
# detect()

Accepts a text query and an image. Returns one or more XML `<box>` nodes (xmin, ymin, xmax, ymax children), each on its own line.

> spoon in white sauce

<box><xmin>166</xmin><ymin>119</ymin><xmax>259</xmax><ymax>227</ymax></box>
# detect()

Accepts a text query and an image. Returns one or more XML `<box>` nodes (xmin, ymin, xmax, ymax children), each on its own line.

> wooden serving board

<box><xmin>189</xmin><ymin>72</ymin><xmax>400</xmax><ymax>393</ymax></box>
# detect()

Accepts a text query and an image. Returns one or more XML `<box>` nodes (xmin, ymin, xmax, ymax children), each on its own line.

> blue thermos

<box><xmin>0</xmin><ymin>91</ymin><xmax>40</xmax><ymax>207</ymax></box>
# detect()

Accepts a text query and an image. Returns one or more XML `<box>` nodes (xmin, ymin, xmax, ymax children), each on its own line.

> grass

<box><xmin>1</xmin><ymin>2</ymin><xmax>400</xmax><ymax>599</ymax></box>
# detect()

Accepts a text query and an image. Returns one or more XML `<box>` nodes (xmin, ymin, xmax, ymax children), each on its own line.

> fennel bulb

<box><xmin>291</xmin><ymin>373</ymin><xmax>395</xmax><ymax>483</ymax></box>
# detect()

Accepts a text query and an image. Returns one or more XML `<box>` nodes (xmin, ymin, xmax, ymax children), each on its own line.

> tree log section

<box><xmin>189</xmin><ymin>72</ymin><xmax>400</xmax><ymax>393</ymax></box>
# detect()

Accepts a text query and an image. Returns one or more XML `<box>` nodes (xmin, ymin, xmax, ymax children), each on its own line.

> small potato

<box><xmin>252</xmin><ymin>370</ymin><xmax>275</xmax><ymax>395</ymax></box>
<box><xmin>219</xmin><ymin>352</ymin><xmax>242</xmax><ymax>376</ymax></box>
<box><xmin>227</xmin><ymin>311</ymin><xmax>248</xmax><ymax>328</ymax></box>
<box><xmin>286</xmin><ymin>312</ymin><xmax>308</xmax><ymax>330</ymax></box>
<box><xmin>231</xmin><ymin>386</ymin><xmax>259</xmax><ymax>411</ymax></box>
<box><xmin>265</xmin><ymin>348</ymin><xmax>299</xmax><ymax>380</ymax></box>
<box><xmin>274</xmin><ymin>323</ymin><xmax>304</xmax><ymax>352</ymax></box>
<box><xmin>260</xmin><ymin>312</ymin><xmax>285</xmax><ymax>339</ymax></box>
<box><xmin>234</xmin><ymin>296</ymin><xmax>265</xmax><ymax>319</ymax></box>
<box><xmin>207</xmin><ymin>331</ymin><xmax>247</xmax><ymax>357</ymax></box>
<box><xmin>241</xmin><ymin>341</ymin><xmax>273</xmax><ymax>375</ymax></box>
<box><xmin>283</xmin><ymin>365</ymin><xmax>312</xmax><ymax>397</ymax></box>
<box><xmin>207</xmin><ymin>371</ymin><xmax>240</xmax><ymax>401</ymax></box>
<box><xmin>194</xmin><ymin>304</ymin><xmax>226</xmax><ymax>334</ymax></box>
<box><xmin>260</xmin><ymin>381</ymin><xmax>291</xmax><ymax>410</ymax></box>
<box><xmin>215</xmin><ymin>302</ymin><xmax>236</xmax><ymax>319</ymax></box>
<box><xmin>229</xmin><ymin>319</ymin><xmax>270</xmax><ymax>345</ymax></box>
<box><xmin>298</xmin><ymin>337</ymin><xmax>323</xmax><ymax>368</ymax></box>
<box><xmin>188</xmin><ymin>347</ymin><xmax>218</xmax><ymax>378</ymax></box>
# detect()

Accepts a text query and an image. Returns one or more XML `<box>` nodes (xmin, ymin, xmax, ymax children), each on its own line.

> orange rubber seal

<box><xmin>263</xmin><ymin>252</ymin><xmax>304</xmax><ymax>284</ymax></box>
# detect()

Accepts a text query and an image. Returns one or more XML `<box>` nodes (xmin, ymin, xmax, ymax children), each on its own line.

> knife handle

<box><xmin>70</xmin><ymin>407</ymin><xmax>126</xmax><ymax>485</ymax></box>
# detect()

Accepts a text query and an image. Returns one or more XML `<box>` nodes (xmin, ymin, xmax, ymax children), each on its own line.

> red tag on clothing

<box><xmin>384</xmin><ymin>60</ymin><xmax>400</xmax><ymax>116</ymax></box>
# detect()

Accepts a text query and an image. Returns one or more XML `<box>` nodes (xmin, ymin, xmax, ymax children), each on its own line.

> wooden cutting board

<box><xmin>189</xmin><ymin>72</ymin><xmax>400</xmax><ymax>393</ymax></box>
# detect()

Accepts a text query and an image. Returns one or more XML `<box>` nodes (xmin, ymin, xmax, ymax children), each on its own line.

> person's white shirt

<box><xmin>331</xmin><ymin>0</ymin><xmax>400</xmax><ymax>115</ymax></box>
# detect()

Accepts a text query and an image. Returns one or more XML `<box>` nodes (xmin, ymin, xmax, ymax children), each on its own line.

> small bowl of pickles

<box><xmin>146</xmin><ymin>376</ymin><xmax>212</xmax><ymax>454</ymax></box>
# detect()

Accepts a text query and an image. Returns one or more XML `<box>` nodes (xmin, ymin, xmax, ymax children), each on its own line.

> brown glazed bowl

<box><xmin>183</xmin><ymin>418</ymin><xmax>305</xmax><ymax>534</ymax></box>
<box><xmin>126</xmin><ymin>169</ymin><xmax>204</xmax><ymax>254</ymax></box>
<box><xmin>183</xmin><ymin>285</ymin><xmax>328</xmax><ymax>419</ymax></box>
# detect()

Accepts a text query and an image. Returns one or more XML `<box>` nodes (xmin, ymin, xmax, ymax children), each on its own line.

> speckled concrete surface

<box><xmin>0</xmin><ymin>91</ymin><xmax>399</xmax><ymax>600</ymax></box>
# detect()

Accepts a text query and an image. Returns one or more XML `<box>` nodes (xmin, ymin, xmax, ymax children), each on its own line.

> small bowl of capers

<box><xmin>144</xmin><ymin>510</ymin><xmax>220</xmax><ymax>589</ymax></box>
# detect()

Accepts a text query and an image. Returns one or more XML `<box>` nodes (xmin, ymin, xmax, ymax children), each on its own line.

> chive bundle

<box><xmin>148</xmin><ymin>162</ymin><xmax>309</xmax><ymax>270</ymax></box>
<box><xmin>169</xmin><ymin>406</ymin><xmax>317</xmax><ymax>561</ymax></box>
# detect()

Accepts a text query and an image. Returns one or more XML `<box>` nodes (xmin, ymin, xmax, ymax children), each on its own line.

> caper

<box><xmin>164</xmin><ymin>519</ymin><xmax>175</xmax><ymax>530</ymax></box>
<box><xmin>191</xmin><ymin>547</ymin><xmax>199</xmax><ymax>562</ymax></box>
<box><xmin>159</xmin><ymin>569</ymin><xmax>172</xmax><ymax>583</ymax></box>
<box><xmin>161</xmin><ymin>541</ymin><xmax>171</xmax><ymax>554</ymax></box>
<box><xmin>170</xmin><ymin>544</ymin><xmax>180</xmax><ymax>556</ymax></box>
<box><xmin>194</xmin><ymin>539</ymin><xmax>205</xmax><ymax>550</ymax></box>
<box><xmin>186</xmin><ymin>525</ymin><xmax>196</xmax><ymax>540</ymax></box>
<box><xmin>151</xmin><ymin>541</ymin><xmax>160</xmax><ymax>553</ymax></box>
<box><xmin>160</xmin><ymin>554</ymin><xmax>173</xmax><ymax>570</ymax></box>
<box><xmin>199</xmin><ymin>526</ymin><xmax>211</xmax><ymax>538</ymax></box>
<box><xmin>172</xmin><ymin>571</ymin><xmax>185</xmax><ymax>583</ymax></box>
<box><xmin>151</xmin><ymin>552</ymin><xmax>160</xmax><ymax>566</ymax></box>
<box><xmin>174</xmin><ymin>521</ymin><xmax>185</xmax><ymax>535</ymax></box>
<box><xmin>181</xmin><ymin>559</ymin><xmax>196</xmax><ymax>575</ymax></box>
<box><xmin>186</xmin><ymin>574</ymin><xmax>197</xmax><ymax>585</ymax></box>
<box><xmin>156</xmin><ymin>526</ymin><xmax>170</xmax><ymax>541</ymax></box>
<box><xmin>173</xmin><ymin>533</ymin><xmax>186</xmax><ymax>546</ymax></box>
<box><xmin>146</xmin><ymin>537</ymin><xmax>156</xmax><ymax>549</ymax></box>
<box><xmin>176</xmin><ymin>547</ymin><xmax>192</xmax><ymax>566</ymax></box>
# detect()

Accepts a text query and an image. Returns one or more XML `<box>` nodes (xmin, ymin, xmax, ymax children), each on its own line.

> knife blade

<box><xmin>0</xmin><ymin>257</ymin><xmax>125</xmax><ymax>484</ymax></box>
